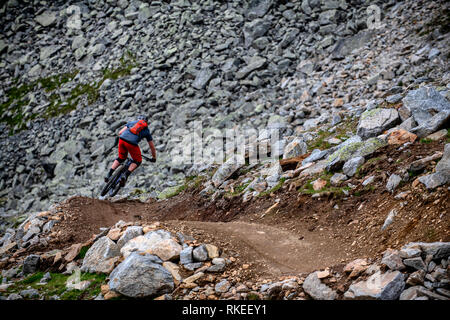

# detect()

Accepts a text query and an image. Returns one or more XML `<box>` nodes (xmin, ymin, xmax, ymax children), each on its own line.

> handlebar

<box><xmin>142</xmin><ymin>155</ymin><xmax>156</xmax><ymax>162</ymax></box>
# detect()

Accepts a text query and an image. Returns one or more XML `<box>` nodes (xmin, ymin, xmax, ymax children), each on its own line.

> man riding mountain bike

<box><xmin>105</xmin><ymin>115</ymin><xmax>157</xmax><ymax>187</ymax></box>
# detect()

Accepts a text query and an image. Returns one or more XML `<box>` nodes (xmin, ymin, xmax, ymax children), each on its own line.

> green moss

<box><xmin>20</xmin><ymin>272</ymin><xmax>44</xmax><ymax>284</ymax></box>
<box><xmin>158</xmin><ymin>184</ymin><xmax>187</xmax><ymax>200</ymax></box>
<box><xmin>2</xmin><ymin>51</ymin><xmax>139</xmax><ymax>135</ymax></box>
<box><xmin>298</xmin><ymin>171</ymin><xmax>350</xmax><ymax>196</ymax></box>
<box><xmin>76</xmin><ymin>245</ymin><xmax>91</xmax><ymax>260</ymax></box>
<box><xmin>258</xmin><ymin>178</ymin><xmax>286</xmax><ymax>197</ymax></box>
<box><xmin>420</xmin><ymin>138</ymin><xmax>433</xmax><ymax>144</ymax></box>
<box><xmin>0</xmin><ymin>71</ymin><xmax>80</xmax><ymax>134</ymax></box>
<box><xmin>307</xmin><ymin>117</ymin><xmax>358</xmax><ymax>152</ymax></box>
<box><xmin>247</xmin><ymin>293</ymin><xmax>261</xmax><ymax>300</ymax></box>
<box><xmin>6</xmin><ymin>272</ymin><xmax>107</xmax><ymax>300</ymax></box>
<box><xmin>225</xmin><ymin>181</ymin><xmax>251</xmax><ymax>198</ymax></box>
<box><xmin>307</xmin><ymin>130</ymin><xmax>332</xmax><ymax>151</ymax></box>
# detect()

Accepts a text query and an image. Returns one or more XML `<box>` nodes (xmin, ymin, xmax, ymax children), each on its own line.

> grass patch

<box><xmin>0</xmin><ymin>71</ymin><xmax>79</xmax><ymax>134</ymax></box>
<box><xmin>306</xmin><ymin>117</ymin><xmax>358</xmax><ymax>152</ymax></box>
<box><xmin>307</xmin><ymin>130</ymin><xmax>332</xmax><ymax>151</ymax></box>
<box><xmin>19</xmin><ymin>272</ymin><xmax>44</xmax><ymax>284</ymax></box>
<box><xmin>298</xmin><ymin>171</ymin><xmax>350</xmax><ymax>196</ymax></box>
<box><xmin>157</xmin><ymin>184</ymin><xmax>187</xmax><ymax>200</ymax></box>
<box><xmin>1</xmin><ymin>51</ymin><xmax>138</xmax><ymax>135</ymax></box>
<box><xmin>420</xmin><ymin>138</ymin><xmax>433</xmax><ymax>144</ymax></box>
<box><xmin>76</xmin><ymin>245</ymin><xmax>91</xmax><ymax>260</ymax></box>
<box><xmin>6</xmin><ymin>272</ymin><xmax>107</xmax><ymax>300</ymax></box>
<box><xmin>247</xmin><ymin>293</ymin><xmax>261</xmax><ymax>300</ymax></box>
<box><xmin>225</xmin><ymin>181</ymin><xmax>251</xmax><ymax>198</ymax></box>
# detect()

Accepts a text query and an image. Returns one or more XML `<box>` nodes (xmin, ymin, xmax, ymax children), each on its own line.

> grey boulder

<box><xmin>357</xmin><ymin>108</ymin><xmax>400</xmax><ymax>139</ymax></box>
<box><xmin>81</xmin><ymin>236</ymin><xmax>120</xmax><ymax>274</ymax></box>
<box><xmin>303</xmin><ymin>271</ymin><xmax>337</xmax><ymax>300</ymax></box>
<box><xmin>109</xmin><ymin>252</ymin><xmax>174</xmax><ymax>298</ymax></box>
<box><xmin>345</xmin><ymin>270</ymin><xmax>405</xmax><ymax>300</ymax></box>
<box><xmin>402</xmin><ymin>87</ymin><xmax>450</xmax><ymax>126</ymax></box>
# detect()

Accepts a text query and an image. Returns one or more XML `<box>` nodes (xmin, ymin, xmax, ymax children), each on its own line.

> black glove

<box><xmin>150</xmin><ymin>158</ymin><xmax>156</xmax><ymax>163</ymax></box>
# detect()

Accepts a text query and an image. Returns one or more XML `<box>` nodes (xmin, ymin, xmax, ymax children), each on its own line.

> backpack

<box><xmin>129</xmin><ymin>119</ymin><xmax>148</xmax><ymax>135</ymax></box>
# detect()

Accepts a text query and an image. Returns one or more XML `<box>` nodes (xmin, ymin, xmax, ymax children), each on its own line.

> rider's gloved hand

<box><xmin>150</xmin><ymin>158</ymin><xmax>156</xmax><ymax>163</ymax></box>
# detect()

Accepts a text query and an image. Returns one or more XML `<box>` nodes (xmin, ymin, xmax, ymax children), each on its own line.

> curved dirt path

<box><xmin>50</xmin><ymin>196</ymin><xmax>349</xmax><ymax>278</ymax></box>
<box><xmin>163</xmin><ymin>220</ymin><xmax>346</xmax><ymax>276</ymax></box>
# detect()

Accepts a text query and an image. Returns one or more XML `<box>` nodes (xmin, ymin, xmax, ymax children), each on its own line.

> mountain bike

<box><xmin>100</xmin><ymin>155</ymin><xmax>154</xmax><ymax>198</ymax></box>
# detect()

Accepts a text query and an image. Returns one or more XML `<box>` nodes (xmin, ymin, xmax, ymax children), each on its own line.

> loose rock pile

<box><xmin>0</xmin><ymin>0</ymin><xmax>449</xmax><ymax>227</ymax></box>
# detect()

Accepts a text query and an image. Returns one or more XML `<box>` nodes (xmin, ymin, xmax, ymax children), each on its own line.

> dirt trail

<box><xmin>164</xmin><ymin>220</ymin><xmax>346</xmax><ymax>276</ymax></box>
<box><xmin>49</xmin><ymin>197</ymin><xmax>349</xmax><ymax>277</ymax></box>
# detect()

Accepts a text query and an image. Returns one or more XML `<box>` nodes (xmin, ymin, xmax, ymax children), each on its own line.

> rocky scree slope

<box><xmin>0</xmin><ymin>0</ymin><xmax>449</xmax><ymax>229</ymax></box>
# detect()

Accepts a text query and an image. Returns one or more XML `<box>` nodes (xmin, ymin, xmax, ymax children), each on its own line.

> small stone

<box><xmin>23</xmin><ymin>255</ymin><xmax>41</xmax><ymax>274</ymax></box>
<box><xmin>303</xmin><ymin>272</ymin><xmax>337</xmax><ymax>300</ymax></box>
<box><xmin>215</xmin><ymin>279</ymin><xmax>231</xmax><ymax>293</ymax></box>
<box><xmin>330</xmin><ymin>173</ymin><xmax>347</xmax><ymax>186</ymax></box>
<box><xmin>342</xmin><ymin>156</ymin><xmax>365</xmax><ymax>177</ymax></box>
<box><xmin>387</xmin><ymin>129</ymin><xmax>417</xmax><ymax>145</ymax></box>
<box><xmin>425</xmin><ymin>129</ymin><xmax>448</xmax><ymax>141</ymax></box>
<box><xmin>193</xmin><ymin>245</ymin><xmax>209</xmax><ymax>262</ymax></box>
<box><xmin>406</xmin><ymin>270</ymin><xmax>426</xmax><ymax>286</ymax></box>
<box><xmin>107</xmin><ymin>228</ymin><xmax>122</xmax><ymax>241</ymax></box>
<box><xmin>183</xmin><ymin>272</ymin><xmax>204</xmax><ymax>284</ymax></box>
<box><xmin>403</xmin><ymin>257</ymin><xmax>426</xmax><ymax>271</ymax></box>
<box><xmin>381</xmin><ymin>249</ymin><xmax>405</xmax><ymax>270</ymax></box>
<box><xmin>312</xmin><ymin>178</ymin><xmax>327</xmax><ymax>191</ymax></box>
<box><xmin>386</xmin><ymin>174</ymin><xmax>402</xmax><ymax>193</ymax></box>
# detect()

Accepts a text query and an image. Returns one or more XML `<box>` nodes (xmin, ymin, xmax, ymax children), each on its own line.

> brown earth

<box><xmin>14</xmin><ymin>139</ymin><xmax>450</xmax><ymax>281</ymax></box>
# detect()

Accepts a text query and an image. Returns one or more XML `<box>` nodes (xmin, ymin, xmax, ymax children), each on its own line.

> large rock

<box><xmin>109</xmin><ymin>252</ymin><xmax>174</xmax><ymax>298</ymax></box>
<box><xmin>120</xmin><ymin>230</ymin><xmax>182</xmax><ymax>261</ymax></box>
<box><xmin>180</xmin><ymin>246</ymin><xmax>194</xmax><ymax>265</ymax></box>
<box><xmin>81</xmin><ymin>236</ymin><xmax>120</xmax><ymax>274</ymax></box>
<box><xmin>402</xmin><ymin>87</ymin><xmax>450</xmax><ymax>126</ymax></box>
<box><xmin>243</xmin><ymin>19</ymin><xmax>271</xmax><ymax>48</ymax></box>
<box><xmin>35</xmin><ymin>11</ymin><xmax>57</xmax><ymax>27</ymax></box>
<box><xmin>326</xmin><ymin>137</ymin><xmax>387</xmax><ymax>171</ymax></box>
<box><xmin>23</xmin><ymin>255</ymin><xmax>41</xmax><ymax>274</ymax></box>
<box><xmin>116</xmin><ymin>226</ymin><xmax>143</xmax><ymax>249</ymax></box>
<box><xmin>381</xmin><ymin>249</ymin><xmax>405</xmax><ymax>270</ymax></box>
<box><xmin>357</xmin><ymin>108</ymin><xmax>400</xmax><ymax>139</ymax></box>
<box><xmin>303</xmin><ymin>271</ymin><xmax>337</xmax><ymax>300</ymax></box>
<box><xmin>410</xmin><ymin>110</ymin><xmax>450</xmax><ymax>138</ymax></box>
<box><xmin>192</xmin><ymin>68</ymin><xmax>214</xmax><ymax>90</ymax></box>
<box><xmin>236</xmin><ymin>56</ymin><xmax>267</xmax><ymax>80</ymax></box>
<box><xmin>342</xmin><ymin>156</ymin><xmax>364</xmax><ymax>177</ymax></box>
<box><xmin>40</xmin><ymin>45</ymin><xmax>61</xmax><ymax>61</ymax></box>
<box><xmin>283</xmin><ymin>138</ymin><xmax>307</xmax><ymax>159</ymax></box>
<box><xmin>332</xmin><ymin>31</ymin><xmax>374</xmax><ymax>59</ymax></box>
<box><xmin>211</xmin><ymin>156</ymin><xmax>244</xmax><ymax>187</ymax></box>
<box><xmin>401</xmin><ymin>242</ymin><xmax>450</xmax><ymax>260</ymax></box>
<box><xmin>246</xmin><ymin>0</ymin><xmax>273</xmax><ymax>18</ymax></box>
<box><xmin>192</xmin><ymin>245</ymin><xmax>209</xmax><ymax>262</ymax></box>
<box><xmin>345</xmin><ymin>271</ymin><xmax>405</xmax><ymax>300</ymax></box>
<box><xmin>418</xmin><ymin>143</ymin><xmax>450</xmax><ymax>189</ymax></box>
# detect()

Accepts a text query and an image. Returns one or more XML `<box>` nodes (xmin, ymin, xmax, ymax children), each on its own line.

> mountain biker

<box><xmin>105</xmin><ymin>115</ymin><xmax>156</xmax><ymax>186</ymax></box>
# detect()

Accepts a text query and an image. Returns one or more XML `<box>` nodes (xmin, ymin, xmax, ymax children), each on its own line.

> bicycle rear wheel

<box><xmin>100</xmin><ymin>167</ymin><xmax>123</xmax><ymax>197</ymax></box>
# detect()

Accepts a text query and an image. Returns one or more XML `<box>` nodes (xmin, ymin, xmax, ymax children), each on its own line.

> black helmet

<box><xmin>138</xmin><ymin>115</ymin><xmax>149</xmax><ymax>123</ymax></box>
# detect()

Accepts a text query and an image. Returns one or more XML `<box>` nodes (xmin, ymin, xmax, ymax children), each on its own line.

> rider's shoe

<box><xmin>119</xmin><ymin>174</ymin><xmax>127</xmax><ymax>187</ymax></box>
